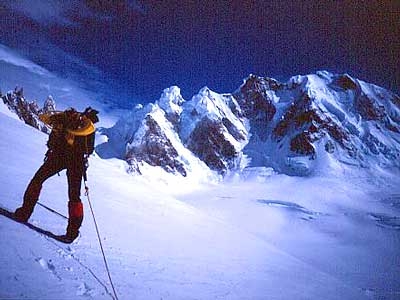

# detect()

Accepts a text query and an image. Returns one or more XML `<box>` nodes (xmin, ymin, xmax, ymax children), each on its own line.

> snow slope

<box><xmin>1</xmin><ymin>94</ymin><xmax>400</xmax><ymax>299</ymax></box>
<box><xmin>0</xmin><ymin>43</ymin><xmax>119</xmax><ymax>128</ymax></box>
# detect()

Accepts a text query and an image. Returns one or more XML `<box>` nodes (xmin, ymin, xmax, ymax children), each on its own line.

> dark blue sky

<box><xmin>1</xmin><ymin>1</ymin><xmax>399</xmax><ymax>106</ymax></box>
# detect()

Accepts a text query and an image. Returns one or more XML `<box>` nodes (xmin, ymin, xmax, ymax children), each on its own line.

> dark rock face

<box><xmin>271</xmin><ymin>91</ymin><xmax>351</xmax><ymax>157</ymax></box>
<box><xmin>334</xmin><ymin>74</ymin><xmax>358</xmax><ymax>90</ymax></box>
<box><xmin>324</xmin><ymin>140</ymin><xmax>335</xmax><ymax>153</ymax></box>
<box><xmin>235</xmin><ymin>75</ymin><xmax>277</xmax><ymax>142</ymax></box>
<box><xmin>126</xmin><ymin>115</ymin><xmax>187</xmax><ymax>176</ymax></box>
<box><xmin>42</xmin><ymin>96</ymin><xmax>56</xmax><ymax>114</ymax></box>
<box><xmin>240</xmin><ymin>74</ymin><xmax>281</xmax><ymax>93</ymax></box>
<box><xmin>237</xmin><ymin>73</ymin><xmax>400</xmax><ymax>173</ymax></box>
<box><xmin>187</xmin><ymin>117</ymin><xmax>237</xmax><ymax>174</ymax></box>
<box><xmin>273</xmin><ymin>93</ymin><xmax>315</xmax><ymax>139</ymax></box>
<box><xmin>221</xmin><ymin>117</ymin><xmax>247</xmax><ymax>142</ymax></box>
<box><xmin>392</xmin><ymin>95</ymin><xmax>400</xmax><ymax>110</ymax></box>
<box><xmin>355</xmin><ymin>94</ymin><xmax>385</xmax><ymax>121</ymax></box>
<box><xmin>290</xmin><ymin>133</ymin><xmax>315</xmax><ymax>156</ymax></box>
<box><xmin>237</xmin><ymin>75</ymin><xmax>277</xmax><ymax>122</ymax></box>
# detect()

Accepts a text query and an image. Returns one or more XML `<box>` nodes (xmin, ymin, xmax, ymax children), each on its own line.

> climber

<box><xmin>14</xmin><ymin>107</ymin><xmax>99</xmax><ymax>243</ymax></box>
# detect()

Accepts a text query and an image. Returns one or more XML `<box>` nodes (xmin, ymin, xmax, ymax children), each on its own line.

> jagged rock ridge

<box><xmin>3</xmin><ymin>71</ymin><xmax>400</xmax><ymax>177</ymax></box>
<box><xmin>98</xmin><ymin>71</ymin><xmax>400</xmax><ymax>176</ymax></box>
<box><xmin>1</xmin><ymin>86</ymin><xmax>55</xmax><ymax>133</ymax></box>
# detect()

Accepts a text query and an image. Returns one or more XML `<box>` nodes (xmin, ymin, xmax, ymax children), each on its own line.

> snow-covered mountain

<box><xmin>97</xmin><ymin>85</ymin><xmax>249</xmax><ymax>179</ymax></box>
<box><xmin>3</xmin><ymin>45</ymin><xmax>398</xmax><ymax>179</ymax></box>
<box><xmin>1</xmin><ymin>51</ymin><xmax>400</xmax><ymax>299</ymax></box>
<box><xmin>1</xmin><ymin>98</ymin><xmax>400</xmax><ymax>299</ymax></box>
<box><xmin>236</xmin><ymin>71</ymin><xmax>400</xmax><ymax>175</ymax></box>
<box><xmin>98</xmin><ymin>71</ymin><xmax>400</xmax><ymax>177</ymax></box>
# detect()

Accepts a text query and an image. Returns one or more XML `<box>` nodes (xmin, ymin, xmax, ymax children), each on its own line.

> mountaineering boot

<box><xmin>65</xmin><ymin>201</ymin><xmax>83</xmax><ymax>242</ymax></box>
<box><xmin>15</xmin><ymin>180</ymin><xmax>43</xmax><ymax>222</ymax></box>
<box><xmin>61</xmin><ymin>231</ymin><xmax>80</xmax><ymax>244</ymax></box>
<box><xmin>14</xmin><ymin>206</ymin><xmax>33</xmax><ymax>223</ymax></box>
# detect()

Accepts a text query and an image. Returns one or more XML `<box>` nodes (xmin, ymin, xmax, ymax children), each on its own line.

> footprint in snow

<box><xmin>36</xmin><ymin>257</ymin><xmax>61</xmax><ymax>280</ymax></box>
<box><xmin>77</xmin><ymin>282</ymin><xmax>95</xmax><ymax>297</ymax></box>
<box><xmin>36</xmin><ymin>257</ymin><xmax>54</xmax><ymax>271</ymax></box>
<box><xmin>57</xmin><ymin>248</ymin><xmax>73</xmax><ymax>260</ymax></box>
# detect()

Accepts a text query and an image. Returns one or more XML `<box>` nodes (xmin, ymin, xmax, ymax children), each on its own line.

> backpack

<box><xmin>66</xmin><ymin>107</ymin><xmax>99</xmax><ymax>155</ymax></box>
<box><xmin>70</xmin><ymin>124</ymin><xmax>96</xmax><ymax>155</ymax></box>
<box><xmin>41</xmin><ymin>107</ymin><xmax>99</xmax><ymax>155</ymax></box>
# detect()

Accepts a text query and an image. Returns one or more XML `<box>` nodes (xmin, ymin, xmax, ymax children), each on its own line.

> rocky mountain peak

<box><xmin>97</xmin><ymin>71</ymin><xmax>400</xmax><ymax>176</ymax></box>
<box><xmin>156</xmin><ymin>86</ymin><xmax>184</xmax><ymax>125</ymax></box>
<box><xmin>1</xmin><ymin>85</ymin><xmax>52</xmax><ymax>134</ymax></box>
<box><xmin>4</xmin><ymin>71</ymin><xmax>400</xmax><ymax>178</ymax></box>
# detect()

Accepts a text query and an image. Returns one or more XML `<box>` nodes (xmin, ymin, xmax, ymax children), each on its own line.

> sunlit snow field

<box><xmin>1</xmin><ymin>101</ymin><xmax>400</xmax><ymax>300</ymax></box>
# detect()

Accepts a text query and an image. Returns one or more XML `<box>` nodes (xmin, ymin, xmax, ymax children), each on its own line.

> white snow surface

<box><xmin>156</xmin><ymin>86</ymin><xmax>185</xmax><ymax>116</ymax></box>
<box><xmin>1</xmin><ymin>100</ymin><xmax>400</xmax><ymax>300</ymax></box>
<box><xmin>180</xmin><ymin>87</ymin><xmax>248</xmax><ymax>148</ymax></box>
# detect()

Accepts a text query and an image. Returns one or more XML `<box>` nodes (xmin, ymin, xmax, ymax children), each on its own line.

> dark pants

<box><xmin>20</xmin><ymin>151</ymin><xmax>85</xmax><ymax>235</ymax></box>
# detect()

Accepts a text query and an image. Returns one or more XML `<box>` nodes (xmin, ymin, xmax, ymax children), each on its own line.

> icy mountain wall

<box><xmin>235</xmin><ymin>71</ymin><xmax>400</xmax><ymax>175</ymax></box>
<box><xmin>3</xmin><ymin>71</ymin><xmax>400</xmax><ymax>177</ymax></box>
<box><xmin>97</xmin><ymin>86</ymin><xmax>250</xmax><ymax>177</ymax></box>
<box><xmin>98</xmin><ymin>71</ymin><xmax>400</xmax><ymax>177</ymax></box>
